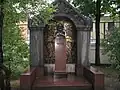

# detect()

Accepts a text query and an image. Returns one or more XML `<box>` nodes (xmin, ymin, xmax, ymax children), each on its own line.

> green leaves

<box><xmin>27</xmin><ymin>0</ymin><xmax>55</xmax><ymax>26</ymax></box>
<box><xmin>101</xmin><ymin>27</ymin><xmax>120</xmax><ymax>70</ymax></box>
<box><xmin>3</xmin><ymin>21</ymin><xmax>29</xmax><ymax>78</ymax></box>
<box><xmin>72</xmin><ymin>0</ymin><xmax>120</xmax><ymax>18</ymax></box>
<box><xmin>2</xmin><ymin>0</ymin><xmax>55</xmax><ymax>79</ymax></box>
<box><xmin>72</xmin><ymin>0</ymin><xmax>96</xmax><ymax>17</ymax></box>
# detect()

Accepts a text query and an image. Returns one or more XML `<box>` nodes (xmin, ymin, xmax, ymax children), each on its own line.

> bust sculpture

<box><xmin>55</xmin><ymin>23</ymin><xmax>65</xmax><ymax>38</ymax></box>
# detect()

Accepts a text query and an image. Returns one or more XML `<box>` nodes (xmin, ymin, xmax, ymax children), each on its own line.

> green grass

<box><xmin>92</xmin><ymin>65</ymin><xmax>120</xmax><ymax>78</ymax></box>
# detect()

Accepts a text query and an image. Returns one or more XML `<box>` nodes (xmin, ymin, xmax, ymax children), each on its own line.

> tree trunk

<box><xmin>0</xmin><ymin>0</ymin><xmax>4</xmax><ymax>64</ymax></box>
<box><xmin>95</xmin><ymin>0</ymin><xmax>101</xmax><ymax>65</ymax></box>
<box><xmin>0</xmin><ymin>1</ymin><xmax>4</xmax><ymax>90</ymax></box>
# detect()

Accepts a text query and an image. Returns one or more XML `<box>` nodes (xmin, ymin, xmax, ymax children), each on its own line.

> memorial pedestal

<box><xmin>54</xmin><ymin>36</ymin><xmax>67</xmax><ymax>79</ymax></box>
<box><xmin>54</xmin><ymin>71</ymin><xmax>67</xmax><ymax>79</ymax></box>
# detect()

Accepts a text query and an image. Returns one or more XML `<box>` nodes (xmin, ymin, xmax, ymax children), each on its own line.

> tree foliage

<box><xmin>72</xmin><ymin>0</ymin><xmax>120</xmax><ymax>18</ymax></box>
<box><xmin>101</xmin><ymin>27</ymin><xmax>120</xmax><ymax>70</ymax></box>
<box><xmin>72</xmin><ymin>0</ymin><xmax>95</xmax><ymax>17</ymax></box>
<box><xmin>2</xmin><ymin>0</ymin><xmax>55</xmax><ymax>78</ymax></box>
<box><xmin>72</xmin><ymin>0</ymin><xmax>120</xmax><ymax>65</ymax></box>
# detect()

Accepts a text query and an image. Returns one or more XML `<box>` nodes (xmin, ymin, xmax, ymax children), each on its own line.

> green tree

<box><xmin>95</xmin><ymin>0</ymin><xmax>101</xmax><ymax>65</ymax></box>
<box><xmin>72</xmin><ymin>0</ymin><xmax>95</xmax><ymax>17</ymax></box>
<box><xmin>72</xmin><ymin>0</ymin><xmax>120</xmax><ymax>65</ymax></box>
<box><xmin>0</xmin><ymin>0</ymin><xmax>4</xmax><ymax>64</ymax></box>
<box><xmin>0</xmin><ymin>0</ymin><xmax>6</xmax><ymax>89</ymax></box>
<box><xmin>1</xmin><ymin>0</ymin><xmax>55</xmax><ymax>78</ymax></box>
<box><xmin>101</xmin><ymin>27</ymin><xmax>120</xmax><ymax>70</ymax></box>
<box><xmin>72</xmin><ymin>0</ymin><xmax>120</xmax><ymax>18</ymax></box>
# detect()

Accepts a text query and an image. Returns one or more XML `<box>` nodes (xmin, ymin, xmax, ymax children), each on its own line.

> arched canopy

<box><xmin>28</xmin><ymin>0</ymin><xmax>92</xmax><ymax>31</ymax></box>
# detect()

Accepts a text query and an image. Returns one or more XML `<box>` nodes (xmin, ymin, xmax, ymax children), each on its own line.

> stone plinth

<box><xmin>83</xmin><ymin>66</ymin><xmax>104</xmax><ymax>90</ymax></box>
<box><xmin>54</xmin><ymin>36</ymin><xmax>67</xmax><ymax>78</ymax></box>
<box><xmin>20</xmin><ymin>68</ymin><xmax>36</xmax><ymax>90</ymax></box>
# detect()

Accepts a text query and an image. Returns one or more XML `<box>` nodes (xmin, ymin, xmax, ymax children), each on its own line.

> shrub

<box><xmin>101</xmin><ymin>27</ymin><xmax>120</xmax><ymax>70</ymax></box>
<box><xmin>3</xmin><ymin>23</ymin><xmax>29</xmax><ymax>79</ymax></box>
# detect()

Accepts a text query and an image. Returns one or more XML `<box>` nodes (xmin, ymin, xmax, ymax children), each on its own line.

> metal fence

<box><xmin>90</xmin><ymin>22</ymin><xmax>120</xmax><ymax>43</ymax></box>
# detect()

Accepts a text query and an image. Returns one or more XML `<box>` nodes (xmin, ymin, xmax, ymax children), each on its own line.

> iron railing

<box><xmin>90</xmin><ymin>21</ymin><xmax>120</xmax><ymax>43</ymax></box>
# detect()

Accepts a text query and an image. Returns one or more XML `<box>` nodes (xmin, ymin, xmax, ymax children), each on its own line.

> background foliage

<box><xmin>2</xmin><ymin>0</ymin><xmax>55</xmax><ymax>79</ymax></box>
<box><xmin>72</xmin><ymin>0</ymin><xmax>120</xmax><ymax>18</ymax></box>
<box><xmin>101</xmin><ymin>27</ymin><xmax>120</xmax><ymax>70</ymax></box>
<box><xmin>72</xmin><ymin>0</ymin><xmax>120</xmax><ymax>65</ymax></box>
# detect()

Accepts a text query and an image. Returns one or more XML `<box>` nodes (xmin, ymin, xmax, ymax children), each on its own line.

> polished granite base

<box><xmin>33</xmin><ymin>74</ymin><xmax>92</xmax><ymax>90</ymax></box>
<box><xmin>54</xmin><ymin>71</ymin><xmax>67</xmax><ymax>79</ymax></box>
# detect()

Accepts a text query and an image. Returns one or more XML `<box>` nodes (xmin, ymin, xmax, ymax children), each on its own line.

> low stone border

<box><xmin>20</xmin><ymin>67</ymin><xmax>36</xmax><ymax>90</ymax></box>
<box><xmin>83</xmin><ymin>66</ymin><xmax>104</xmax><ymax>90</ymax></box>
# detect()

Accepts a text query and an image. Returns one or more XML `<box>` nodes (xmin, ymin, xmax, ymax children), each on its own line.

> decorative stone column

<box><xmin>76</xmin><ymin>26</ymin><xmax>91</xmax><ymax>76</ymax></box>
<box><xmin>29</xmin><ymin>26</ymin><xmax>44</xmax><ymax>76</ymax></box>
<box><xmin>38</xmin><ymin>27</ymin><xmax>44</xmax><ymax>68</ymax></box>
<box><xmin>81</xmin><ymin>31</ymin><xmax>91</xmax><ymax>67</ymax></box>
<box><xmin>76</xmin><ymin>29</ymin><xmax>82</xmax><ymax>76</ymax></box>
<box><xmin>29</xmin><ymin>27</ymin><xmax>39</xmax><ymax>67</ymax></box>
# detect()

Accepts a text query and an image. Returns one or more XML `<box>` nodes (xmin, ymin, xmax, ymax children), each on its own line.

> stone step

<box><xmin>54</xmin><ymin>71</ymin><xmax>68</xmax><ymax>79</ymax></box>
<box><xmin>33</xmin><ymin>75</ymin><xmax>92</xmax><ymax>90</ymax></box>
<box><xmin>33</xmin><ymin>86</ymin><xmax>92</xmax><ymax>90</ymax></box>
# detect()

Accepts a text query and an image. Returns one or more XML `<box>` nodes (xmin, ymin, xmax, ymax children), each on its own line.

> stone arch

<box><xmin>53</xmin><ymin>13</ymin><xmax>81</xmax><ymax>28</ymax></box>
<box><xmin>28</xmin><ymin>0</ymin><xmax>92</xmax><ymax>30</ymax></box>
<box><xmin>28</xmin><ymin>0</ymin><xmax>92</xmax><ymax>75</ymax></box>
<box><xmin>44</xmin><ymin>15</ymin><xmax>77</xmax><ymax>65</ymax></box>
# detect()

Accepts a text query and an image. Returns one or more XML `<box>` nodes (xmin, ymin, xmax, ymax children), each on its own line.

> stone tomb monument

<box><xmin>28</xmin><ymin>0</ymin><xmax>93</xmax><ymax>75</ymax></box>
<box><xmin>20</xmin><ymin>0</ymin><xmax>104</xmax><ymax>90</ymax></box>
